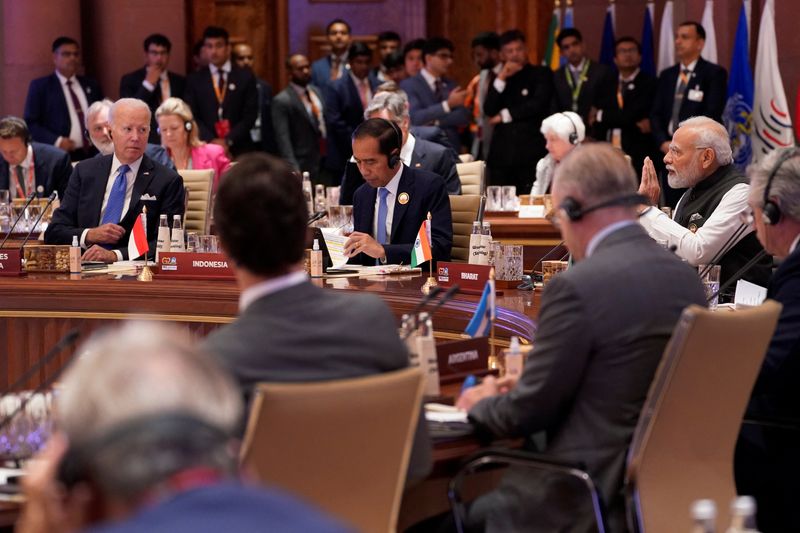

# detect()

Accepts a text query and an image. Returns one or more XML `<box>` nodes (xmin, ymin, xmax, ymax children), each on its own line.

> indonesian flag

<box><xmin>410</xmin><ymin>219</ymin><xmax>432</xmax><ymax>267</ymax></box>
<box><xmin>127</xmin><ymin>213</ymin><xmax>149</xmax><ymax>260</ymax></box>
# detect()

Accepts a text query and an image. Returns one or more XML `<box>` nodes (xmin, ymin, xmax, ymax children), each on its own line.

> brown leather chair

<box><xmin>626</xmin><ymin>301</ymin><xmax>782</xmax><ymax>532</ymax></box>
<box><xmin>449</xmin><ymin>194</ymin><xmax>481</xmax><ymax>263</ymax></box>
<box><xmin>240</xmin><ymin>368</ymin><xmax>424</xmax><ymax>532</ymax></box>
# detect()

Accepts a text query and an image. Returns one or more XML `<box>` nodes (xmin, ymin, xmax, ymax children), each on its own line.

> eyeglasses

<box><xmin>739</xmin><ymin>208</ymin><xmax>755</xmax><ymax>226</ymax></box>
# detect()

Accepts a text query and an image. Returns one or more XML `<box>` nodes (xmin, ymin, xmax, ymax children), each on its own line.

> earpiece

<box><xmin>762</xmin><ymin>148</ymin><xmax>797</xmax><ymax>225</ymax></box>
<box><xmin>185</xmin><ymin>121</ymin><xmax>193</xmax><ymax>132</ymax></box>
<box><xmin>379</xmin><ymin>118</ymin><xmax>402</xmax><ymax>169</ymax></box>
<box><xmin>560</xmin><ymin>194</ymin><xmax>647</xmax><ymax>221</ymax></box>
<box><xmin>561</xmin><ymin>112</ymin><xmax>579</xmax><ymax>145</ymax></box>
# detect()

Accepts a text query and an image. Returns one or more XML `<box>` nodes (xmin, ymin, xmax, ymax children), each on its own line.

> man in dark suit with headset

<box><xmin>736</xmin><ymin>147</ymin><xmax>800</xmax><ymax>533</ymax></box>
<box><xmin>0</xmin><ymin>116</ymin><xmax>72</xmax><ymax>200</ymax></box>
<box><xmin>345</xmin><ymin>118</ymin><xmax>452</xmax><ymax>265</ymax></box>
<box><xmin>457</xmin><ymin>143</ymin><xmax>705</xmax><ymax>532</ymax></box>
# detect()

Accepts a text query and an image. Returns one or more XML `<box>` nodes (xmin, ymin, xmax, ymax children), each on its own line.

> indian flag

<box><xmin>410</xmin><ymin>219</ymin><xmax>432</xmax><ymax>267</ymax></box>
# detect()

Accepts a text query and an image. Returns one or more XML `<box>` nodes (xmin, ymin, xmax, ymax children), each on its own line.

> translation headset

<box><xmin>156</xmin><ymin>119</ymin><xmax>193</xmax><ymax>135</ymax></box>
<box><xmin>378</xmin><ymin>118</ymin><xmax>403</xmax><ymax>169</ymax></box>
<box><xmin>560</xmin><ymin>194</ymin><xmax>648</xmax><ymax>222</ymax></box>
<box><xmin>560</xmin><ymin>112</ymin><xmax>579</xmax><ymax>145</ymax></box>
<box><xmin>761</xmin><ymin>148</ymin><xmax>798</xmax><ymax>225</ymax></box>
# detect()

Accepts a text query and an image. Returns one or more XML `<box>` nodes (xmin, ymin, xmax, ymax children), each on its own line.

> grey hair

<box><xmin>85</xmin><ymin>98</ymin><xmax>113</xmax><ymax>129</ymax></box>
<box><xmin>58</xmin><ymin>321</ymin><xmax>242</xmax><ymax>441</ymax></box>
<box><xmin>553</xmin><ymin>142</ymin><xmax>638</xmax><ymax>205</ymax></box>
<box><xmin>747</xmin><ymin>147</ymin><xmax>800</xmax><ymax>221</ymax></box>
<box><xmin>108</xmin><ymin>97</ymin><xmax>151</xmax><ymax>125</ymax></box>
<box><xmin>678</xmin><ymin>116</ymin><xmax>733</xmax><ymax>166</ymax></box>
<box><xmin>540</xmin><ymin>111</ymin><xmax>585</xmax><ymax>144</ymax></box>
<box><xmin>364</xmin><ymin>90</ymin><xmax>410</xmax><ymax>121</ymax></box>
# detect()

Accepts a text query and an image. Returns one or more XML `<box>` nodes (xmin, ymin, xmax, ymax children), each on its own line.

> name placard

<box><xmin>0</xmin><ymin>249</ymin><xmax>23</xmax><ymax>276</ymax></box>
<box><xmin>436</xmin><ymin>337</ymin><xmax>490</xmax><ymax>384</ymax></box>
<box><xmin>157</xmin><ymin>252</ymin><xmax>235</xmax><ymax>280</ymax></box>
<box><xmin>436</xmin><ymin>262</ymin><xmax>491</xmax><ymax>294</ymax></box>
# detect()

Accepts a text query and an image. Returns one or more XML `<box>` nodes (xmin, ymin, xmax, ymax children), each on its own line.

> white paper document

<box><xmin>424</xmin><ymin>403</ymin><xmax>469</xmax><ymax>423</ymax></box>
<box><xmin>734</xmin><ymin>279</ymin><xmax>768</xmax><ymax>308</ymax></box>
<box><xmin>320</xmin><ymin>228</ymin><xmax>349</xmax><ymax>269</ymax></box>
<box><xmin>519</xmin><ymin>205</ymin><xmax>546</xmax><ymax>219</ymax></box>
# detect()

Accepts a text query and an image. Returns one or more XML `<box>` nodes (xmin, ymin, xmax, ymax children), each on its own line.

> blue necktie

<box><xmin>376</xmin><ymin>187</ymin><xmax>389</xmax><ymax>245</ymax></box>
<box><xmin>101</xmin><ymin>164</ymin><xmax>129</xmax><ymax>225</ymax></box>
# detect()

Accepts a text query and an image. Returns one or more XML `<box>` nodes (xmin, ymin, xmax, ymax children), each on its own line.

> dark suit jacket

<box><xmin>255</xmin><ymin>78</ymin><xmax>277</xmax><ymax>154</ymax></box>
<box><xmin>119</xmin><ymin>67</ymin><xmax>187</xmax><ymax>144</ymax></box>
<box><xmin>484</xmin><ymin>63</ymin><xmax>554</xmax><ymax>168</ymax></box>
<box><xmin>552</xmin><ymin>60</ymin><xmax>615</xmax><ymax>139</ymax></box>
<box><xmin>271</xmin><ymin>85</ymin><xmax>325</xmax><ymax>179</ymax></box>
<box><xmin>324</xmin><ymin>74</ymin><xmax>380</xmax><ymax>173</ymax></box>
<box><xmin>601</xmin><ymin>70</ymin><xmax>659</xmax><ymax>173</ymax></box>
<box><xmin>183</xmin><ymin>65</ymin><xmax>258</xmax><ymax>155</ymax></box>
<box><xmin>0</xmin><ymin>142</ymin><xmax>71</xmax><ymax>200</ymax></box>
<box><xmin>202</xmin><ymin>280</ymin><xmax>432</xmax><ymax>482</ymax></box>
<box><xmin>340</xmin><ymin>136</ymin><xmax>460</xmax><ymax>205</ymax></box>
<box><xmin>651</xmin><ymin>57</ymin><xmax>728</xmax><ymax>146</ymax></box>
<box><xmin>24</xmin><ymin>73</ymin><xmax>103</xmax><ymax>145</ymax></box>
<box><xmin>44</xmin><ymin>154</ymin><xmax>185</xmax><ymax>259</ymax></box>
<box><xmin>351</xmin><ymin>165</ymin><xmax>452</xmax><ymax>265</ymax></box>
<box><xmin>468</xmin><ymin>224</ymin><xmax>706</xmax><ymax>532</ymax></box>
<box><xmin>411</xmin><ymin>125</ymin><xmax>456</xmax><ymax>154</ymax></box>
<box><xmin>400</xmin><ymin>73</ymin><xmax>471</xmax><ymax>151</ymax></box>
<box><xmin>310</xmin><ymin>55</ymin><xmax>343</xmax><ymax>91</ymax></box>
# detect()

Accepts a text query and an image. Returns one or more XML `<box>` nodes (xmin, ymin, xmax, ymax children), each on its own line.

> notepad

<box><xmin>320</xmin><ymin>228</ymin><xmax>349</xmax><ymax>269</ymax></box>
<box><xmin>734</xmin><ymin>279</ymin><xmax>767</xmax><ymax>308</ymax></box>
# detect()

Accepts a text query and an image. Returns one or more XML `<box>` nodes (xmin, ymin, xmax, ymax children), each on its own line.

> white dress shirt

<box><xmin>55</xmin><ymin>70</ymin><xmax>89</xmax><ymax>149</ymax></box>
<box><xmin>209</xmin><ymin>60</ymin><xmax>232</xmax><ymax>87</ymax></box>
<box><xmin>639</xmin><ymin>182</ymin><xmax>752</xmax><ymax>266</ymax></box>
<box><xmin>399</xmin><ymin>133</ymin><xmax>416</xmax><ymax>166</ymax></box>
<box><xmin>373</xmin><ymin>164</ymin><xmax>404</xmax><ymax>241</ymax></box>
<box><xmin>421</xmin><ymin>68</ymin><xmax>450</xmax><ymax>113</ymax></box>
<box><xmin>9</xmin><ymin>145</ymin><xmax>34</xmax><ymax>199</ymax></box>
<box><xmin>80</xmin><ymin>154</ymin><xmax>143</xmax><ymax>260</ymax></box>
<box><xmin>239</xmin><ymin>270</ymin><xmax>308</xmax><ymax>311</ymax></box>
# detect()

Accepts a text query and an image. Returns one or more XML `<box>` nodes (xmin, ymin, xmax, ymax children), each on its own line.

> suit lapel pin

<box><xmin>143</xmin><ymin>172</ymin><xmax>150</xmax><ymax>175</ymax></box>
<box><xmin>229</xmin><ymin>83</ymin><xmax>236</xmax><ymax>91</ymax></box>
<box><xmin>415</xmin><ymin>163</ymin><xmax>422</xmax><ymax>168</ymax></box>
<box><xmin>398</xmin><ymin>192</ymin><xmax>410</xmax><ymax>205</ymax></box>
<box><xmin>521</xmin><ymin>88</ymin><xmax>529</xmax><ymax>96</ymax></box>
<box><xmin>628</xmin><ymin>83</ymin><xmax>635</xmax><ymax>90</ymax></box>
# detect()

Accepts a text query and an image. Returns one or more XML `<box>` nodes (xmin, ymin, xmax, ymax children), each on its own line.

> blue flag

<box><xmin>464</xmin><ymin>278</ymin><xmax>496</xmax><ymax>338</ymax></box>
<box><xmin>724</xmin><ymin>2</ymin><xmax>754</xmax><ymax>169</ymax></box>
<box><xmin>641</xmin><ymin>5</ymin><xmax>656</xmax><ymax>77</ymax></box>
<box><xmin>599</xmin><ymin>6</ymin><xmax>616</xmax><ymax>68</ymax></box>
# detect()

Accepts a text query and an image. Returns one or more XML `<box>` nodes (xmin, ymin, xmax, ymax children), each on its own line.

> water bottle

<box><xmin>725</xmin><ymin>496</ymin><xmax>759</xmax><ymax>533</ymax></box>
<box><xmin>156</xmin><ymin>214</ymin><xmax>170</xmax><ymax>260</ymax></box>
<box><xmin>415</xmin><ymin>312</ymin><xmax>440</xmax><ymax>397</ymax></box>
<box><xmin>314</xmin><ymin>183</ymin><xmax>327</xmax><ymax>213</ymax></box>
<box><xmin>170</xmin><ymin>215</ymin><xmax>185</xmax><ymax>252</ymax></box>
<box><xmin>468</xmin><ymin>221</ymin><xmax>481</xmax><ymax>265</ymax></box>
<box><xmin>504</xmin><ymin>336</ymin><xmax>523</xmax><ymax>378</ymax></box>
<box><xmin>480</xmin><ymin>221</ymin><xmax>492</xmax><ymax>266</ymax></box>
<box><xmin>302</xmin><ymin>172</ymin><xmax>313</xmax><ymax>215</ymax></box>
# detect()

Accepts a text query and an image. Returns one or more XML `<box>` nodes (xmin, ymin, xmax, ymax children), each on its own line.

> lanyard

<box><xmin>565</xmin><ymin>60</ymin><xmax>591</xmax><ymax>112</ymax></box>
<box><xmin>213</xmin><ymin>70</ymin><xmax>227</xmax><ymax>119</ymax></box>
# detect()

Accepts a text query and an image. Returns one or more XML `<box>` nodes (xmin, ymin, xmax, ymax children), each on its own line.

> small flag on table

<box><xmin>128</xmin><ymin>212</ymin><xmax>149</xmax><ymax>260</ymax></box>
<box><xmin>464</xmin><ymin>276</ymin><xmax>496</xmax><ymax>338</ymax></box>
<box><xmin>411</xmin><ymin>216</ymin><xmax>432</xmax><ymax>267</ymax></box>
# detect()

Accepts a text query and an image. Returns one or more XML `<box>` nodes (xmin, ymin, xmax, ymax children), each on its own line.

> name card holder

<box><xmin>157</xmin><ymin>252</ymin><xmax>235</xmax><ymax>280</ymax></box>
<box><xmin>436</xmin><ymin>337</ymin><xmax>491</xmax><ymax>384</ymax></box>
<box><xmin>436</xmin><ymin>262</ymin><xmax>492</xmax><ymax>294</ymax></box>
<box><xmin>0</xmin><ymin>249</ymin><xmax>23</xmax><ymax>276</ymax></box>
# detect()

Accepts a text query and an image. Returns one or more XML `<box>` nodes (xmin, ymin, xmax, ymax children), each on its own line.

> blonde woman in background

<box><xmin>156</xmin><ymin>97</ymin><xmax>231</xmax><ymax>192</ymax></box>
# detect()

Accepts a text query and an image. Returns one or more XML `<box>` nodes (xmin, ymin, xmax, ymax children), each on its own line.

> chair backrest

<box><xmin>626</xmin><ymin>301</ymin><xmax>782</xmax><ymax>533</ymax></box>
<box><xmin>449</xmin><ymin>194</ymin><xmax>481</xmax><ymax>263</ymax></box>
<box><xmin>177</xmin><ymin>169</ymin><xmax>214</xmax><ymax>234</ymax></box>
<box><xmin>456</xmin><ymin>160</ymin><xmax>484</xmax><ymax>196</ymax></box>
<box><xmin>240</xmin><ymin>368</ymin><xmax>424</xmax><ymax>533</ymax></box>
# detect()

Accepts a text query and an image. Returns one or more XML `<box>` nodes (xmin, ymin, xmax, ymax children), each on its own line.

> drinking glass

<box><xmin>502</xmin><ymin>186</ymin><xmax>518</xmax><ymax>211</ymax></box>
<box><xmin>26</xmin><ymin>204</ymin><xmax>42</xmax><ymax>233</ymax></box>
<box><xmin>0</xmin><ymin>190</ymin><xmax>9</xmax><ymax>205</ymax></box>
<box><xmin>186</xmin><ymin>232</ymin><xmax>200</xmax><ymax>252</ymax></box>
<box><xmin>200</xmin><ymin>235</ymin><xmax>219</xmax><ymax>253</ymax></box>
<box><xmin>699</xmin><ymin>265</ymin><xmax>721</xmax><ymax>309</ymax></box>
<box><xmin>326</xmin><ymin>186</ymin><xmax>340</xmax><ymax>208</ymax></box>
<box><xmin>486</xmin><ymin>186</ymin><xmax>502</xmax><ymax>211</ymax></box>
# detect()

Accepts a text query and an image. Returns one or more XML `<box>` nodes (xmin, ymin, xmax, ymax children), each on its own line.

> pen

<box><xmin>461</xmin><ymin>374</ymin><xmax>477</xmax><ymax>393</ymax></box>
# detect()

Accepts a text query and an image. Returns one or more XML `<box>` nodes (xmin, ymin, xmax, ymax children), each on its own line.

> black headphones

<box><xmin>762</xmin><ymin>148</ymin><xmax>798</xmax><ymax>225</ymax></box>
<box><xmin>560</xmin><ymin>112</ymin><xmax>579</xmax><ymax>145</ymax></box>
<box><xmin>560</xmin><ymin>194</ymin><xmax>648</xmax><ymax>221</ymax></box>
<box><xmin>378</xmin><ymin>118</ymin><xmax>402</xmax><ymax>169</ymax></box>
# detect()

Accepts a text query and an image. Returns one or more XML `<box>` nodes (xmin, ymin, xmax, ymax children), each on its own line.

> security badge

<box><xmin>398</xmin><ymin>192</ymin><xmax>410</xmax><ymax>205</ymax></box>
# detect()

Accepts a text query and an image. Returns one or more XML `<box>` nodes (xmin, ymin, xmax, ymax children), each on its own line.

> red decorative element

<box><xmin>436</xmin><ymin>262</ymin><xmax>492</xmax><ymax>295</ymax></box>
<box><xmin>0</xmin><ymin>249</ymin><xmax>23</xmax><ymax>276</ymax></box>
<box><xmin>770</xmin><ymin>99</ymin><xmax>788</xmax><ymax>118</ymax></box>
<box><xmin>763</xmin><ymin>129</ymin><xmax>793</xmax><ymax>147</ymax></box>
<box><xmin>436</xmin><ymin>337</ymin><xmax>491</xmax><ymax>384</ymax></box>
<box><xmin>156</xmin><ymin>252</ymin><xmax>235</xmax><ymax>280</ymax></box>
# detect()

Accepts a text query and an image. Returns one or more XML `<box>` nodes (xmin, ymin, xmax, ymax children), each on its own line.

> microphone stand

<box><xmin>698</xmin><ymin>223</ymin><xmax>748</xmax><ymax>278</ymax></box>
<box><xmin>0</xmin><ymin>191</ymin><xmax>37</xmax><ymax>249</ymax></box>
<box><xmin>707</xmin><ymin>250</ymin><xmax>768</xmax><ymax>304</ymax></box>
<box><xmin>17</xmin><ymin>192</ymin><xmax>58</xmax><ymax>251</ymax></box>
